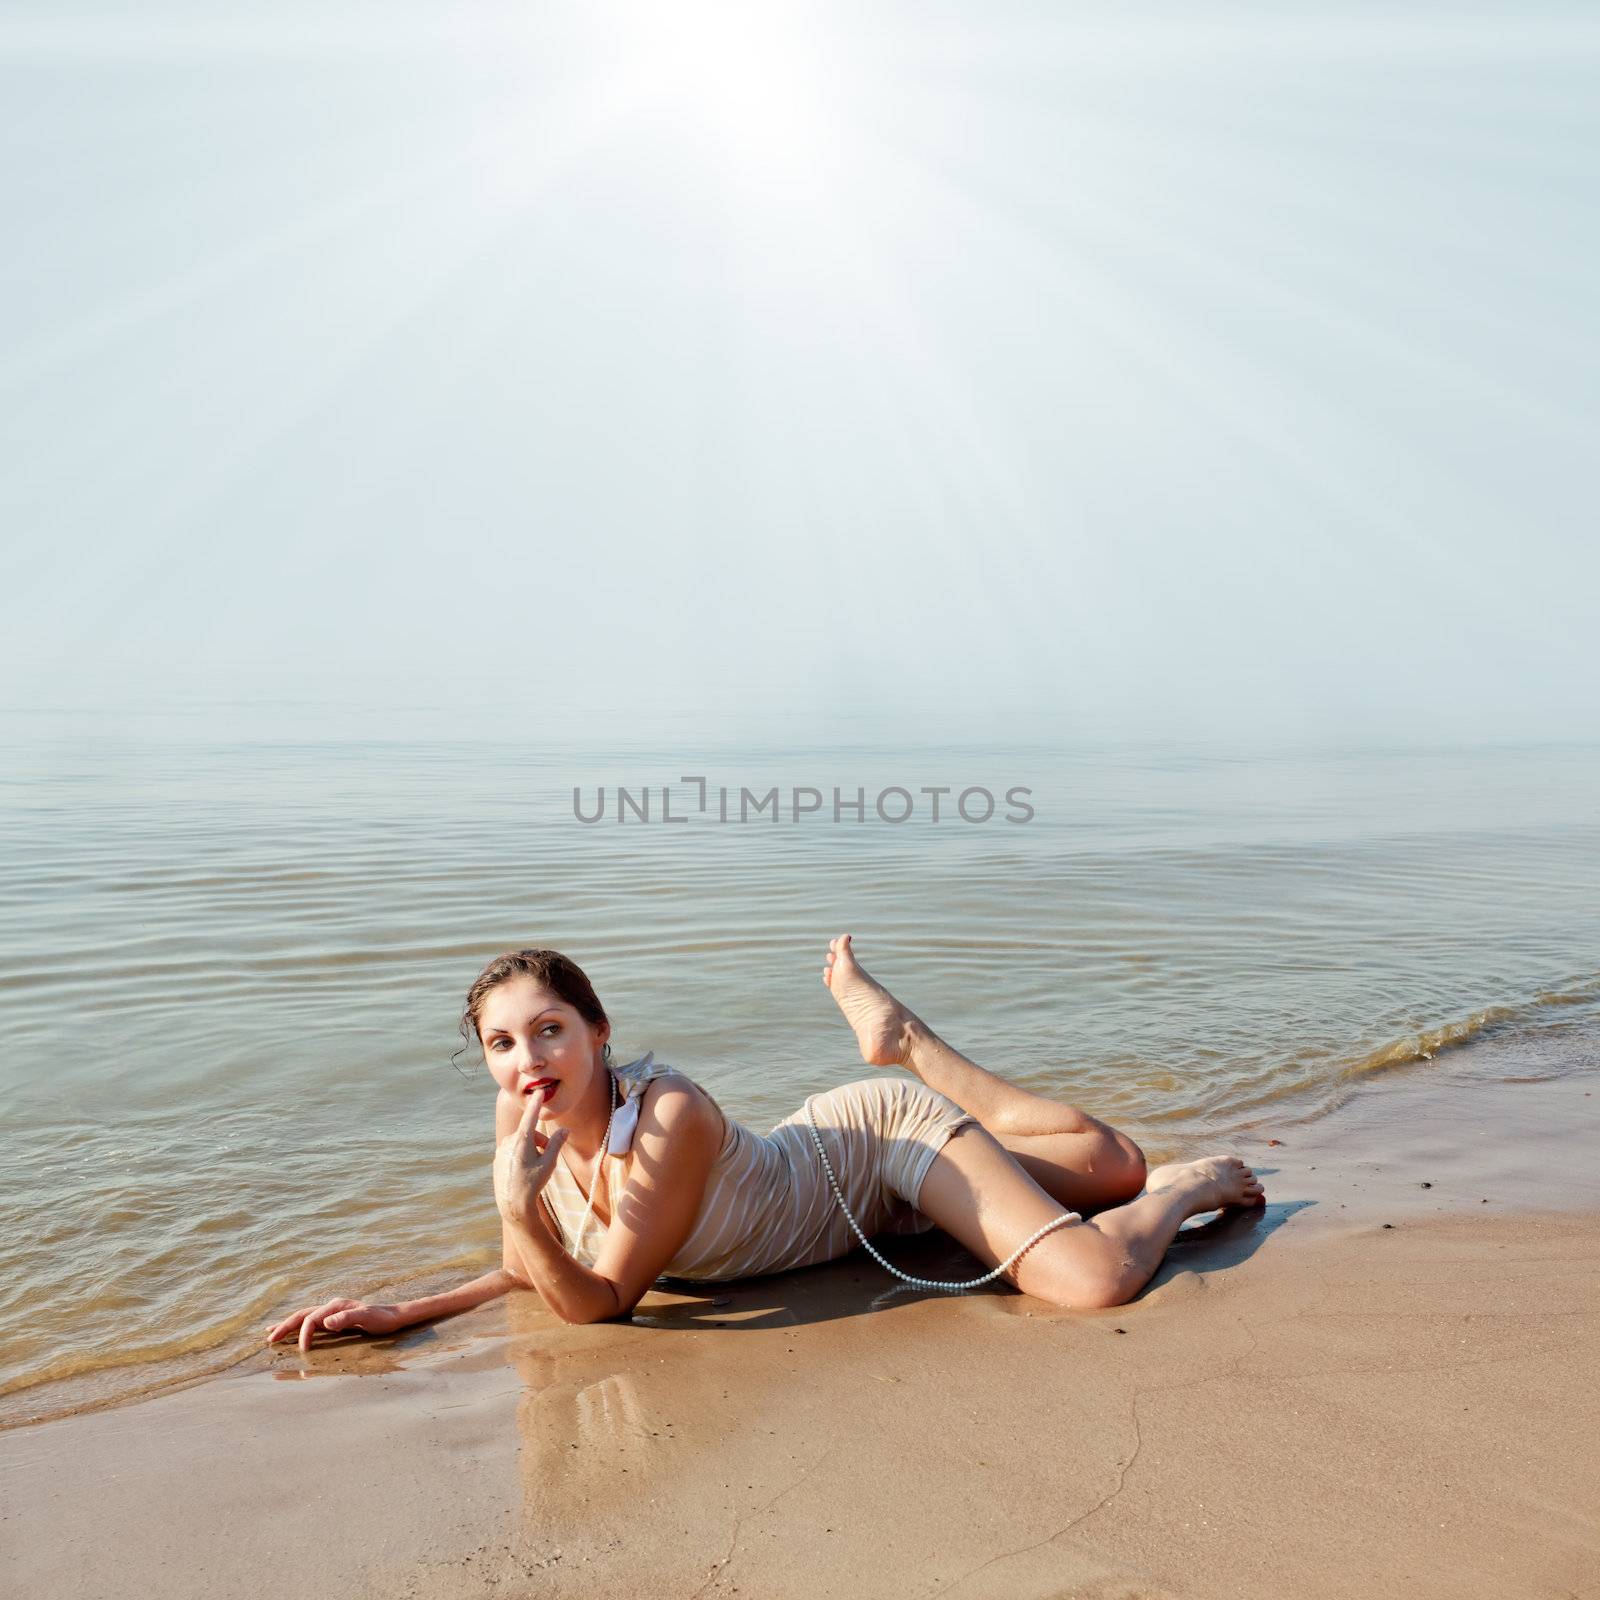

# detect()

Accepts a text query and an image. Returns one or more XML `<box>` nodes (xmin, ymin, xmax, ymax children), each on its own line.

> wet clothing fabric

<box><xmin>538</xmin><ymin>1052</ymin><xmax>980</xmax><ymax>1283</ymax></box>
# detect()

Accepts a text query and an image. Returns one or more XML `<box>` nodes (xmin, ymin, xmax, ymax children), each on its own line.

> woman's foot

<box><xmin>822</xmin><ymin>934</ymin><xmax>919</xmax><ymax>1067</ymax></box>
<box><xmin>1143</xmin><ymin>1156</ymin><xmax>1264</xmax><ymax>1214</ymax></box>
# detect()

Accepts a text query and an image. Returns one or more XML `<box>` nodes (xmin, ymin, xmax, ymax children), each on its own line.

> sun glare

<box><xmin>620</xmin><ymin>1</ymin><xmax>843</xmax><ymax>178</ymax></box>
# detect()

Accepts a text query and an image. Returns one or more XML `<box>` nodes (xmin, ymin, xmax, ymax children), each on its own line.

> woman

<box><xmin>267</xmin><ymin>935</ymin><xmax>1263</xmax><ymax>1351</ymax></box>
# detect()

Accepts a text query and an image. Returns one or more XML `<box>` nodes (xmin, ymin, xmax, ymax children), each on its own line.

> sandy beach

<box><xmin>5</xmin><ymin>1051</ymin><xmax>1598</xmax><ymax>1599</ymax></box>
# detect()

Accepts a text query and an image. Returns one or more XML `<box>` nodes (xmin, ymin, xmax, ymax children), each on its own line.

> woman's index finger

<box><xmin>515</xmin><ymin>1084</ymin><xmax>549</xmax><ymax>1139</ymax></box>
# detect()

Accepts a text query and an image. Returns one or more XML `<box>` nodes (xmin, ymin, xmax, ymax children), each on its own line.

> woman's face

<box><xmin>478</xmin><ymin>974</ymin><xmax>610</xmax><ymax>1122</ymax></box>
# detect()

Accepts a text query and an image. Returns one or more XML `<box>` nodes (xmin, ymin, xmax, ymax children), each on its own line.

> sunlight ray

<box><xmin>0</xmin><ymin>64</ymin><xmax>636</xmax><ymax>398</ymax></box>
<box><xmin>817</xmin><ymin>100</ymin><xmax>1591</xmax><ymax>666</ymax></box>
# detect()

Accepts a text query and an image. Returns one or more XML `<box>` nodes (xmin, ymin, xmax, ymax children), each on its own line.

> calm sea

<box><xmin>4</xmin><ymin>732</ymin><xmax>1599</xmax><ymax>1421</ymax></box>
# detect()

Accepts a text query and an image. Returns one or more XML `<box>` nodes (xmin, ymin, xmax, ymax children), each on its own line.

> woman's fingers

<box><xmin>323</xmin><ymin>1304</ymin><xmax>393</xmax><ymax>1335</ymax></box>
<box><xmin>297</xmin><ymin>1301</ymin><xmax>334</xmax><ymax>1353</ymax></box>
<box><xmin>514</xmin><ymin>1083</ymin><xmax>550</xmax><ymax>1143</ymax></box>
<box><xmin>492</xmin><ymin>1091</ymin><xmax>570</xmax><ymax>1221</ymax></box>
<box><xmin>267</xmin><ymin>1298</ymin><xmax>397</xmax><ymax>1348</ymax></box>
<box><xmin>534</xmin><ymin>1125</ymin><xmax>569</xmax><ymax>1181</ymax></box>
<box><xmin>519</xmin><ymin>1122</ymin><xmax>567</xmax><ymax>1177</ymax></box>
<box><xmin>494</xmin><ymin>1122</ymin><xmax>569</xmax><ymax>1221</ymax></box>
<box><xmin>265</xmin><ymin>1301</ymin><xmax>344</xmax><ymax>1344</ymax></box>
<box><xmin>266</xmin><ymin>1309</ymin><xmax>307</xmax><ymax>1344</ymax></box>
<box><xmin>522</xmin><ymin>1126</ymin><xmax>569</xmax><ymax>1205</ymax></box>
<box><xmin>297</xmin><ymin>1298</ymin><xmax>352</xmax><ymax>1354</ymax></box>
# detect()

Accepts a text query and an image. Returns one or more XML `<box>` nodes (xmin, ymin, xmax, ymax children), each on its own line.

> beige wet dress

<box><xmin>538</xmin><ymin>1052</ymin><xmax>982</xmax><ymax>1283</ymax></box>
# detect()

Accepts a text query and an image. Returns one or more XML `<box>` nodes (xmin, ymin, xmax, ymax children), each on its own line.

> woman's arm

<box><xmin>391</xmin><ymin>1267</ymin><xmax>522</xmax><ymax>1323</ymax></box>
<box><xmin>266</xmin><ymin>1268</ymin><xmax>520</xmax><ymax>1352</ymax></box>
<box><xmin>500</xmin><ymin>1204</ymin><xmax>630</xmax><ymax>1325</ymax></box>
<box><xmin>269</xmin><ymin>1100</ymin><xmax>544</xmax><ymax>1353</ymax></box>
<box><xmin>497</xmin><ymin>1075</ymin><xmax>722</xmax><ymax>1326</ymax></box>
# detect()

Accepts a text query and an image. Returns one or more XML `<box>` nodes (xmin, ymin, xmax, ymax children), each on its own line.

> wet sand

<box><xmin>5</xmin><ymin>1062</ymin><xmax>1599</xmax><ymax>1599</ymax></box>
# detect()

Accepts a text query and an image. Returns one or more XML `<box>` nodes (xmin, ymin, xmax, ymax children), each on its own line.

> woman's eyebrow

<box><xmin>482</xmin><ymin>1009</ymin><xmax>562</xmax><ymax>1037</ymax></box>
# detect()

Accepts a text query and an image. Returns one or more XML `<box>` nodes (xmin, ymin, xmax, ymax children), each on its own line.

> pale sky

<box><xmin>2</xmin><ymin>2</ymin><xmax>1596</xmax><ymax>748</ymax></box>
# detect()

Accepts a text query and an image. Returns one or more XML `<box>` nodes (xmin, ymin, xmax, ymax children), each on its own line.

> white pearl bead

<box><xmin>570</xmin><ymin>1070</ymin><xmax>620</xmax><ymax>1252</ymax></box>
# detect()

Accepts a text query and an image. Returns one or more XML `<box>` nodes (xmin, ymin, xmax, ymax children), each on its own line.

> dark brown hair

<box><xmin>452</xmin><ymin>948</ymin><xmax>609</xmax><ymax>1077</ymax></box>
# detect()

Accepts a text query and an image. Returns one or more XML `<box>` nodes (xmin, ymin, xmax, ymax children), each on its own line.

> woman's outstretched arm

<box><xmin>389</xmin><ymin>1267</ymin><xmax>525</xmax><ymax>1323</ymax></box>
<box><xmin>267</xmin><ymin>1105</ymin><xmax>544</xmax><ymax>1352</ymax></box>
<box><xmin>265</xmin><ymin>1268</ymin><xmax>520</xmax><ymax>1352</ymax></box>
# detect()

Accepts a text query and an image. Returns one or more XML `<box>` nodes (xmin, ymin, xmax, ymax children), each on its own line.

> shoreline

<box><xmin>6</xmin><ymin>1016</ymin><xmax>1596</xmax><ymax>1434</ymax></box>
<box><xmin>4</xmin><ymin>1050</ymin><xmax>1599</xmax><ymax>1596</ymax></box>
<box><xmin>8</xmin><ymin>1013</ymin><xmax>1597</xmax><ymax>1433</ymax></box>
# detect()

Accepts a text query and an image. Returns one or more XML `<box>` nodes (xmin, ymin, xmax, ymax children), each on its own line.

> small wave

<box><xmin>1339</xmin><ymin>1004</ymin><xmax>1518</xmax><ymax>1079</ymax></box>
<box><xmin>1338</xmin><ymin>976</ymin><xmax>1600</xmax><ymax>1084</ymax></box>
<box><xmin>1532</xmin><ymin>973</ymin><xmax>1600</xmax><ymax>1009</ymax></box>
<box><xmin>0</xmin><ymin>1246</ymin><xmax>495</xmax><ymax>1430</ymax></box>
<box><xmin>1132</xmin><ymin>977</ymin><xmax>1600</xmax><ymax>1136</ymax></box>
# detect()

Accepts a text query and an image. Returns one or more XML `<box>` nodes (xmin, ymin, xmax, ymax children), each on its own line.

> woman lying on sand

<box><xmin>268</xmin><ymin>936</ymin><xmax>1263</xmax><ymax>1350</ymax></box>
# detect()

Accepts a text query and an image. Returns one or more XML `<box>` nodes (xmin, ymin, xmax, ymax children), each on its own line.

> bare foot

<box><xmin>1143</xmin><ymin>1160</ymin><xmax>1191</xmax><ymax>1193</ymax></box>
<box><xmin>1144</xmin><ymin>1156</ymin><xmax>1264</xmax><ymax>1214</ymax></box>
<box><xmin>821</xmin><ymin>934</ymin><xmax>919</xmax><ymax>1067</ymax></box>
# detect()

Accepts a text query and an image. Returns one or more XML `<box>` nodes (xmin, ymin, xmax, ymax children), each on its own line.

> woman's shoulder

<box><xmin>614</xmin><ymin>1053</ymin><xmax>728</xmax><ymax>1151</ymax></box>
<box><xmin>615</xmin><ymin>1050</ymin><xmax>708</xmax><ymax>1096</ymax></box>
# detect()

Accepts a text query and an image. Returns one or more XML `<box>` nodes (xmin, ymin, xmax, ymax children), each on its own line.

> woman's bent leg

<box><xmin>903</xmin><ymin>1018</ymin><xmax>1146</xmax><ymax>1210</ymax></box>
<box><xmin>912</xmin><ymin>1123</ymin><xmax>1262</xmax><ymax>1309</ymax></box>
<box><xmin>823</xmin><ymin>934</ymin><xmax>1147</xmax><ymax>1210</ymax></box>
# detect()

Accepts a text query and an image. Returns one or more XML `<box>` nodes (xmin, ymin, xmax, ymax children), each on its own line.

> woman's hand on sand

<box><xmin>266</xmin><ymin>1297</ymin><xmax>405</xmax><ymax>1352</ymax></box>
<box><xmin>493</xmin><ymin>1083</ymin><xmax>568</xmax><ymax>1225</ymax></box>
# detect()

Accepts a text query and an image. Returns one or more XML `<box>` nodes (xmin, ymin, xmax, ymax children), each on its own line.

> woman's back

<box><xmin>539</xmin><ymin>1053</ymin><xmax>979</xmax><ymax>1283</ymax></box>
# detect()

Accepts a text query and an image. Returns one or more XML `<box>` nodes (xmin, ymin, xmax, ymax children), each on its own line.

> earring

<box><xmin>602</xmin><ymin>1042</ymin><xmax>613</xmax><ymax>1064</ymax></box>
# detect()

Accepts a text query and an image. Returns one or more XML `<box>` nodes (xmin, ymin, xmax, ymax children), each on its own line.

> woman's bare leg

<box><xmin>822</xmin><ymin>934</ymin><xmax>1147</xmax><ymax>1210</ymax></box>
<box><xmin>912</xmin><ymin>1122</ymin><xmax>1264</xmax><ymax>1309</ymax></box>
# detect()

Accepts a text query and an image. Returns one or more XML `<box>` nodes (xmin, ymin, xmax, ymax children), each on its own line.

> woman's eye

<box><xmin>486</xmin><ymin>1027</ymin><xmax>556</xmax><ymax>1048</ymax></box>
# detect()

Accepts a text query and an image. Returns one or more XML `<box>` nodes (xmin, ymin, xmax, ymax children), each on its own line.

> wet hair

<box><xmin>451</xmin><ymin>948</ymin><xmax>609</xmax><ymax>1078</ymax></box>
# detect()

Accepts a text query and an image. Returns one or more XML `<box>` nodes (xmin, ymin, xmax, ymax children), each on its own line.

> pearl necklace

<box><xmin>802</xmin><ymin>1100</ymin><xmax>1074</xmax><ymax>1291</ymax></box>
<box><xmin>567</xmin><ymin>1068</ymin><xmax>619</xmax><ymax>1254</ymax></box>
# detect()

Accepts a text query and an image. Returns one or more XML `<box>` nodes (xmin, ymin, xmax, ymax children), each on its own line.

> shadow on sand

<box><xmin>625</xmin><ymin>1194</ymin><xmax>1314</xmax><ymax>1331</ymax></box>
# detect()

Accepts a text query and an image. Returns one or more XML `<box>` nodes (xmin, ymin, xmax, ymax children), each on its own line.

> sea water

<box><xmin>3</xmin><ymin>730</ymin><xmax>1598</xmax><ymax>1420</ymax></box>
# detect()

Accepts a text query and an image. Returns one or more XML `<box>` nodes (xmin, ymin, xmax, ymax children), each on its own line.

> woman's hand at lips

<box><xmin>494</xmin><ymin>1084</ymin><xmax>567</xmax><ymax>1225</ymax></box>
